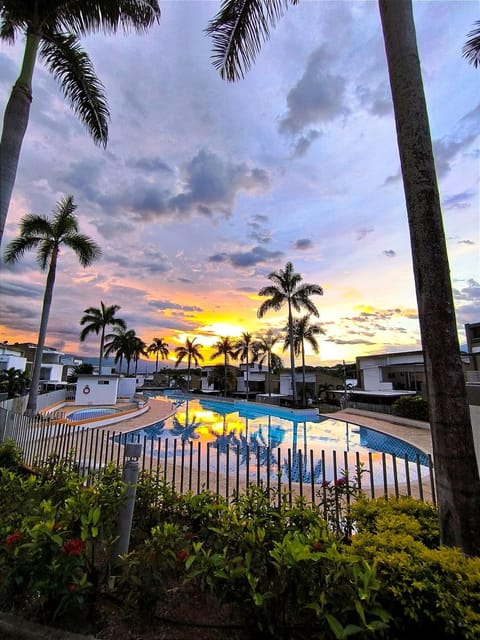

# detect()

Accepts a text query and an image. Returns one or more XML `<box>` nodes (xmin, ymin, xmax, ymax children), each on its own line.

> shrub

<box><xmin>0</xmin><ymin>439</ymin><xmax>23</xmax><ymax>469</ymax></box>
<box><xmin>391</xmin><ymin>395</ymin><xmax>429</xmax><ymax>421</ymax></box>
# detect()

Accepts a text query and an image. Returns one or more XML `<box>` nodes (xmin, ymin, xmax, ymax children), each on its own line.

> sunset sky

<box><xmin>0</xmin><ymin>1</ymin><xmax>478</xmax><ymax>368</ymax></box>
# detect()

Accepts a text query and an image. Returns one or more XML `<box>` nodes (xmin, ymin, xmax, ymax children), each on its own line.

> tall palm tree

<box><xmin>132</xmin><ymin>336</ymin><xmax>147</xmax><ymax>377</ymax></box>
<box><xmin>104</xmin><ymin>326</ymin><xmax>131</xmax><ymax>374</ymax></box>
<box><xmin>0</xmin><ymin>1</ymin><xmax>161</xmax><ymax>244</ymax></box>
<box><xmin>236</xmin><ymin>331</ymin><xmax>256</xmax><ymax>399</ymax></box>
<box><xmin>206</xmin><ymin>0</ymin><xmax>480</xmax><ymax>554</ymax></box>
<box><xmin>79</xmin><ymin>301</ymin><xmax>126</xmax><ymax>375</ymax></box>
<box><xmin>174</xmin><ymin>337</ymin><xmax>204</xmax><ymax>392</ymax></box>
<box><xmin>253</xmin><ymin>331</ymin><xmax>282</xmax><ymax>398</ymax></box>
<box><xmin>147</xmin><ymin>337</ymin><xmax>169</xmax><ymax>374</ymax></box>
<box><xmin>284</xmin><ymin>315</ymin><xmax>324</xmax><ymax>406</ymax></box>
<box><xmin>257</xmin><ymin>262</ymin><xmax>323</xmax><ymax>406</ymax></box>
<box><xmin>4</xmin><ymin>195</ymin><xmax>100</xmax><ymax>414</ymax></box>
<box><xmin>210</xmin><ymin>336</ymin><xmax>239</xmax><ymax>398</ymax></box>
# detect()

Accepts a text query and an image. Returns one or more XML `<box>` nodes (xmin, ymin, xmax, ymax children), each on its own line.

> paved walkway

<box><xmin>98</xmin><ymin>396</ymin><xmax>177</xmax><ymax>434</ymax></box>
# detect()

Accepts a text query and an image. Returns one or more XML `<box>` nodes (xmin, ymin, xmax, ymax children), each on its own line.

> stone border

<box><xmin>0</xmin><ymin>613</ymin><xmax>94</xmax><ymax>640</ymax></box>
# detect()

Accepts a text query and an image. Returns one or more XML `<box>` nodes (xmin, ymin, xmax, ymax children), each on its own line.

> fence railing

<box><xmin>0</xmin><ymin>407</ymin><xmax>436</xmax><ymax>506</ymax></box>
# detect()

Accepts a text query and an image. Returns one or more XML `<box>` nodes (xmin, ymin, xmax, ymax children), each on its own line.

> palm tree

<box><xmin>284</xmin><ymin>315</ymin><xmax>324</xmax><ymax>406</ymax></box>
<box><xmin>132</xmin><ymin>336</ymin><xmax>147</xmax><ymax>377</ymax></box>
<box><xmin>4</xmin><ymin>195</ymin><xmax>100</xmax><ymax>414</ymax></box>
<box><xmin>254</xmin><ymin>331</ymin><xmax>282</xmax><ymax>398</ymax></box>
<box><xmin>206</xmin><ymin>0</ymin><xmax>480</xmax><ymax>554</ymax></box>
<box><xmin>207</xmin><ymin>364</ymin><xmax>237</xmax><ymax>396</ymax></box>
<box><xmin>79</xmin><ymin>302</ymin><xmax>126</xmax><ymax>375</ymax></box>
<box><xmin>174</xmin><ymin>338</ymin><xmax>204</xmax><ymax>392</ymax></box>
<box><xmin>0</xmin><ymin>367</ymin><xmax>30</xmax><ymax>399</ymax></box>
<box><xmin>210</xmin><ymin>336</ymin><xmax>239</xmax><ymax>398</ymax></box>
<box><xmin>104</xmin><ymin>326</ymin><xmax>131</xmax><ymax>374</ymax></box>
<box><xmin>236</xmin><ymin>332</ymin><xmax>256</xmax><ymax>399</ymax></box>
<box><xmin>463</xmin><ymin>20</ymin><xmax>480</xmax><ymax>67</ymax></box>
<box><xmin>257</xmin><ymin>262</ymin><xmax>323</xmax><ymax>406</ymax></box>
<box><xmin>0</xmin><ymin>1</ymin><xmax>161</xmax><ymax>244</ymax></box>
<box><xmin>147</xmin><ymin>337</ymin><xmax>169</xmax><ymax>374</ymax></box>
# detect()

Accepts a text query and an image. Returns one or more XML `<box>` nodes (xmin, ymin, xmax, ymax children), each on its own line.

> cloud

<box><xmin>356</xmin><ymin>226</ymin><xmax>374</xmax><ymax>240</ymax></box>
<box><xmin>356</xmin><ymin>82</ymin><xmax>392</xmax><ymax>117</ymax></box>
<box><xmin>208</xmin><ymin>246</ymin><xmax>284</xmax><ymax>268</ymax></box>
<box><xmin>383</xmin><ymin>250</ymin><xmax>396</xmax><ymax>258</ymax></box>
<box><xmin>457</xmin><ymin>239</ymin><xmax>475</xmax><ymax>245</ymax></box>
<box><xmin>453</xmin><ymin>278</ymin><xmax>480</xmax><ymax>302</ymax></box>
<box><xmin>148</xmin><ymin>300</ymin><xmax>203</xmax><ymax>313</ymax></box>
<box><xmin>247</xmin><ymin>214</ymin><xmax>271</xmax><ymax>244</ymax></box>
<box><xmin>294</xmin><ymin>238</ymin><xmax>314</xmax><ymax>250</ymax></box>
<box><xmin>279</xmin><ymin>46</ymin><xmax>348</xmax><ymax>135</ymax></box>
<box><xmin>291</xmin><ymin>129</ymin><xmax>321</xmax><ymax>157</ymax></box>
<box><xmin>442</xmin><ymin>190</ymin><xmax>476</xmax><ymax>210</ymax></box>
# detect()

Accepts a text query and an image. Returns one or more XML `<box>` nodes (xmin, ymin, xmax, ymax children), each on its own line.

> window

<box><xmin>98</xmin><ymin>380</ymin><xmax>110</xmax><ymax>385</ymax></box>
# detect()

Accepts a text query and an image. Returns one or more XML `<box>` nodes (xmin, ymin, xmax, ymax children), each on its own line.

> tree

<box><xmin>463</xmin><ymin>20</ymin><xmax>480</xmax><ymax>67</ymax></box>
<box><xmin>174</xmin><ymin>338</ymin><xmax>204</xmax><ymax>392</ymax></box>
<box><xmin>208</xmin><ymin>364</ymin><xmax>237</xmax><ymax>396</ymax></box>
<box><xmin>0</xmin><ymin>0</ymin><xmax>161</xmax><ymax>244</ymax></box>
<box><xmin>132</xmin><ymin>336</ymin><xmax>147</xmax><ymax>377</ymax></box>
<box><xmin>104</xmin><ymin>326</ymin><xmax>133</xmax><ymax>374</ymax></box>
<box><xmin>4</xmin><ymin>195</ymin><xmax>100</xmax><ymax>414</ymax></box>
<box><xmin>206</xmin><ymin>0</ymin><xmax>480</xmax><ymax>554</ymax></box>
<box><xmin>79</xmin><ymin>302</ymin><xmax>126</xmax><ymax>375</ymax></box>
<box><xmin>210</xmin><ymin>336</ymin><xmax>239</xmax><ymax>398</ymax></box>
<box><xmin>284</xmin><ymin>315</ymin><xmax>324</xmax><ymax>406</ymax></box>
<box><xmin>253</xmin><ymin>331</ymin><xmax>283</xmax><ymax>398</ymax></box>
<box><xmin>0</xmin><ymin>367</ymin><xmax>30</xmax><ymax>399</ymax></box>
<box><xmin>236</xmin><ymin>332</ymin><xmax>256</xmax><ymax>399</ymax></box>
<box><xmin>147</xmin><ymin>337</ymin><xmax>169</xmax><ymax>374</ymax></box>
<box><xmin>256</xmin><ymin>262</ymin><xmax>323</xmax><ymax>406</ymax></box>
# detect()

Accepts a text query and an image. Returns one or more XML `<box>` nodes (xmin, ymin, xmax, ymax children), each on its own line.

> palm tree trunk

<box><xmin>246</xmin><ymin>355</ymin><xmax>250</xmax><ymax>399</ymax></box>
<box><xmin>27</xmin><ymin>249</ymin><xmax>57</xmax><ymax>415</ymax></box>
<box><xmin>187</xmin><ymin>354</ymin><xmax>191</xmax><ymax>392</ymax></box>
<box><xmin>0</xmin><ymin>33</ymin><xmax>39</xmax><ymax>243</ymax></box>
<box><xmin>301</xmin><ymin>341</ymin><xmax>306</xmax><ymax>406</ymax></box>
<box><xmin>224</xmin><ymin>354</ymin><xmax>228</xmax><ymax>397</ymax></box>
<box><xmin>379</xmin><ymin>0</ymin><xmax>480</xmax><ymax>555</ymax></box>
<box><xmin>287</xmin><ymin>302</ymin><xmax>297</xmax><ymax>405</ymax></box>
<box><xmin>99</xmin><ymin>326</ymin><xmax>105</xmax><ymax>375</ymax></box>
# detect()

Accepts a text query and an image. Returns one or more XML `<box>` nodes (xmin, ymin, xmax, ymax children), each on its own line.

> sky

<box><xmin>0</xmin><ymin>0</ymin><xmax>478</xmax><ymax>369</ymax></box>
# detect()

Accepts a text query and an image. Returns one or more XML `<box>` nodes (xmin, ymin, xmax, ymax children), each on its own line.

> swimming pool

<box><xmin>122</xmin><ymin>396</ymin><xmax>429</xmax><ymax>486</ymax></box>
<box><xmin>67</xmin><ymin>407</ymin><xmax>119</xmax><ymax>422</ymax></box>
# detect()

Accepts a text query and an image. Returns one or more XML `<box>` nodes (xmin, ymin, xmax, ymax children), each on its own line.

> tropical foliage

<box><xmin>3</xmin><ymin>195</ymin><xmax>100</xmax><ymax>414</ymax></box>
<box><xmin>174</xmin><ymin>338</ymin><xmax>204</xmax><ymax>392</ymax></box>
<box><xmin>257</xmin><ymin>262</ymin><xmax>323</xmax><ymax>405</ymax></box>
<box><xmin>79</xmin><ymin>302</ymin><xmax>126</xmax><ymax>375</ymax></box>
<box><xmin>147</xmin><ymin>337</ymin><xmax>169</xmax><ymax>373</ymax></box>
<box><xmin>0</xmin><ymin>0</ymin><xmax>161</xmax><ymax>243</ymax></box>
<box><xmin>284</xmin><ymin>315</ymin><xmax>324</xmax><ymax>406</ymax></box>
<box><xmin>0</xmin><ymin>367</ymin><xmax>30</xmax><ymax>399</ymax></box>
<box><xmin>210</xmin><ymin>336</ymin><xmax>239</xmax><ymax>397</ymax></box>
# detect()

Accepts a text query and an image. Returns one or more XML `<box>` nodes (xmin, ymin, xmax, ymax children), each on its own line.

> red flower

<box><xmin>68</xmin><ymin>584</ymin><xmax>77</xmax><ymax>592</ymax></box>
<box><xmin>61</xmin><ymin>539</ymin><xmax>85</xmax><ymax>556</ymax></box>
<box><xmin>335</xmin><ymin>477</ymin><xmax>347</xmax><ymax>487</ymax></box>
<box><xmin>177</xmin><ymin>550</ymin><xmax>189</xmax><ymax>561</ymax></box>
<box><xmin>312</xmin><ymin>542</ymin><xmax>325</xmax><ymax>552</ymax></box>
<box><xmin>320</xmin><ymin>480</ymin><xmax>330</xmax><ymax>488</ymax></box>
<box><xmin>5</xmin><ymin>531</ymin><xmax>22</xmax><ymax>546</ymax></box>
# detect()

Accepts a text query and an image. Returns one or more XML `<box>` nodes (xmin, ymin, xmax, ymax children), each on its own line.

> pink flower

<box><xmin>61</xmin><ymin>539</ymin><xmax>85</xmax><ymax>556</ymax></box>
<box><xmin>5</xmin><ymin>531</ymin><xmax>22</xmax><ymax>546</ymax></box>
<box><xmin>335</xmin><ymin>477</ymin><xmax>347</xmax><ymax>487</ymax></box>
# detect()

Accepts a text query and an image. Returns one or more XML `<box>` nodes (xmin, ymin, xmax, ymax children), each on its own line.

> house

<box><xmin>0</xmin><ymin>343</ymin><xmax>27</xmax><ymax>374</ymax></box>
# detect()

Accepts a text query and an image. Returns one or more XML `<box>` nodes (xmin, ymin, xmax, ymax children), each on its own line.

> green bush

<box><xmin>0</xmin><ymin>439</ymin><xmax>23</xmax><ymax>469</ymax></box>
<box><xmin>391</xmin><ymin>395</ymin><xmax>429</xmax><ymax>421</ymax></box>
<box><xmin>351</xmin><ymin>497</ymin><xmax>480</xmax><ymax>639</ymax></box>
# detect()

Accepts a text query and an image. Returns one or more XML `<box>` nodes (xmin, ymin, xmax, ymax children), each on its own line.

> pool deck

<box><xmin>98</xmin><ymin>397</ymin><xmax>177</xmax><ymax>434</ymax></box>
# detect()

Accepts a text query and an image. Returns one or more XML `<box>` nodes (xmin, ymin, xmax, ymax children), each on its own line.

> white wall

<box><xmin>0</xmin><ymin>354</ymin><xmax>27</xmax><ymax>372</ymax></box>
<box><xmin>75</xmin><ymin>376</ymin><xmax>119</xmax><ymax>405</ymax></box>
<box><xmin>118</xmin><ymin>377</ymin><xmax>137</xmax><ymax>400</ymax></box>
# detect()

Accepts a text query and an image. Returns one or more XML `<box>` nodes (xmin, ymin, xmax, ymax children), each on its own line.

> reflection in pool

<box><xmin>121</xmin><ymin>396</ymin><xmax>429</xmax><ymax>486</ymax></box>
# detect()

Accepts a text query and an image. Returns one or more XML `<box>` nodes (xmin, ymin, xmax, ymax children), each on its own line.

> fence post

<box><xmin>114</xmin><ymin>442</ymin><xmax>142</xmax><ymax>561</ymax></box>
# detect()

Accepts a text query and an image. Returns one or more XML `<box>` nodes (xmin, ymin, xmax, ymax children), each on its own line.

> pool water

<box><xmin>67</xmin><ymin>407</ymin><xmax>119</xmax><ymax>421</ymax></box>
<box><xmin>122</xmin><ymin>396</ymin><xmax>429</xmax><ymax>485</ymax></box>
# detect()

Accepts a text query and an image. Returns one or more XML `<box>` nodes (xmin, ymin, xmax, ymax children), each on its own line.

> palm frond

<box><xmin>63</xmin><ymin>233</ymin><xmax>101</xmax><ymax>266</ymax></box>
<box><xmin>3</xmin><ymin>235</ymin><xmax>40</xmax><ymax>263</ymax></box>
<box><xmin>463</xmin><ymin>20</ymin><xmax>480</xmax><ymax>68</ymax></box>
<box><xmin>55</xmin><ymin>0</ymin><xmax>161</xmax><ymax>37</ymax></box>
<box><xmin>40</xmin><ymin>33</ymin><xmax>109</xmax><ymax>147</ymax></box>
<box><xmin>206</xmin><ymin>0</ymin><xmax>299</xmax><ymax>81</ymax></box>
